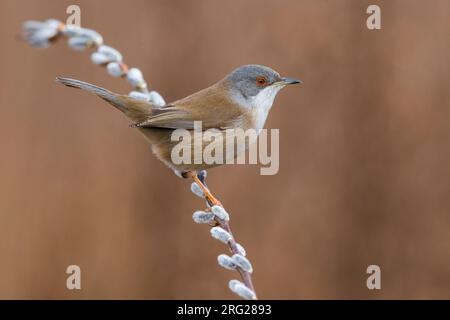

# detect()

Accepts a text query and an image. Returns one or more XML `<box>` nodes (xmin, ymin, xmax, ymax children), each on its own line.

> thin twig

<box><xmin>22</xmin><ymin>18</ymin><xmax>257</xmax><ymax>300</ymax></box>
<box><xmin>192</xmin><ymin>173</ymin><xmax>257</xmax><ymax>299</ymax></box>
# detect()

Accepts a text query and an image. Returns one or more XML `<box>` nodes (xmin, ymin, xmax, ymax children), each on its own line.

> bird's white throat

<box><xmin>247</xmin><ymin>85</ymin><xmax>283</xmax><ymax>131</ymax></box>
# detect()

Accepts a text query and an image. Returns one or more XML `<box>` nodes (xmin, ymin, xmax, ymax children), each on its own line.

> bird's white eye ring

<box><xmin>255</xmin><ymin>76</ymin><xmax>267</xmax><ymax>87</ymax></box>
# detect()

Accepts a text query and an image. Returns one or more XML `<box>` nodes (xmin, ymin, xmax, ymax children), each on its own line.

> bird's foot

<box><xmin>191</xmin><ymin>173</ymin><xmax>222</xmax><ymax>207</ymax></box>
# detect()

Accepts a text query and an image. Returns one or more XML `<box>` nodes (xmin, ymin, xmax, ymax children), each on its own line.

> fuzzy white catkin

<box><xmin>45</xmin><ymin>19</ymin><xmax>61</xmax><ymax>30</ymax></box>
<box><xmin>24</xmin><ymin>20</ymin><xmax>57</xmax><ymax>34</ymax></box>
<box><xmin>62</xmin><ymin>24</ymin><xmax>81</xmax><ymax>37</ymax></box>
<box><xmin>211</xmin><ymin>205</ymin><xmax>230</xmax><ymax>221</ymax></box>
<box><xmin>127</xmin><ymin>68</ymin><xmax>146</xmax><ymax>88</ymax></box>
<box><xmin>107</xmin><ymin>62</ymin><xmax>124</xmax><ymax>77</ymax></box>
<box><xmin>37</xmin><ymin>27</ymin><xmax>58</xmax><ymax>39</ymax></box>
<box><xmin>91</xmin><ymin>52</ymin><xmax>110</xmax><ymax>65</ymax></box>
<box><xmin>23</xmin><ymin>21</ymin><xmax>58</xmax><ymax>48</ymax></box>
<box><xmin>26</xmin><ymin>30</ymin><xmax>51</xmax><ymax>48</ymax></box>
<box><xmin>192</xmin><ymin>211</ymin><xmax>215</xmax><ymax>224</ymax></box>
<box><xmin>81</xmin><ymin>28</ymin><xmax>103</xmax><ymax>46</ymax></box>
<box><xmin>235</xmin><ymin>243</ymin><xmax>246</xmax><ymax>256</ymax></box>
<box><xmin>229</xmin><ymin>280</ymin><xmax>256</xmax><ymax>300</ymax></box>
<box><xmin>190</xmin><ymin>182</ymin><xmax>204</xmax><ymax>198</ymax></box>
<box><xmin>68</xmin><ymin>36</ymin><xmax>90</xmax><ymax>51</ymax></box>
<box><xmin>210</xmin><ymin>227</ymin><xmax>232</xmax><ymax>244</ymax></box>
<box><xmin>23</xmin><ymin>20</ymin><xmax>47</xmax><ymax>32</ymax></box>
<box><xmin>98</xmin><ymin>45</ymin><xmax>122</xmax><ymax>62</ymax></box>
<box><xmin>217</xmin><ymin>254</ymin><xmax>236</xmax><ymax>270</ymax></box>
<box><xmin>83</xmin><ymin>29</ymin><xmax>103</xmax><ymax>46</ymax></box>
<box><xmin>68</xmin><ymin>27</ymin><xmax>103</xmax><ymax>46</ymax></box>
<box><xmin>129</xmin><ymin>91</ymin><xmax>151</xmax><ymax>102</ymax></box>
<box><xmin>127</xmin><ymin>91</ymin><xmax>166</xmax><ymax>107</ymax></box>
<box><xmin>231</xmin><ymin>254</ymin><xmax>253</xmax><ymax>273</ymax></box>
<box><xmin>148</xmin><ymin>91</ymin><xmax>166</xmax><ymax>107</ymax></box>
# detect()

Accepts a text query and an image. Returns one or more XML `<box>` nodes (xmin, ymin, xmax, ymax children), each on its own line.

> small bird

<box><xmin>57</xmin><ymin>65</ymin><xmax>300</xmax><ymax>204</ymax></box>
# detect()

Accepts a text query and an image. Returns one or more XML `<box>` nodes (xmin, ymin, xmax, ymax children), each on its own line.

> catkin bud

<box><xmin>210</xmin><ymin>227</ymin><xmax>232</xmax><ymax>244</ymax></box>
<box><xmin>229</xmin><ymin>280</ymin><xmax>256</xmax><ymax>300</ymax></box>
<box><xmin>129</xmin><ymin>91</ymin><xmax>151</xmax><ymax>102</ymax></box>
<box><xmin>217</xmin><ymin>254</ymin><xmax>236</xmax><ymax>270</ymax></box>
<box><xmin>192</xmin><ymin>211</ymin><xmax>215</xmax><ymax>224</ymax></box>
<box><xmin>235</xmin><ymin>243</ymin><xmax>246</xmax><ymax>256</ymax></box>
<box><xmin>68</xmin><ymin>36</ymin><xmax>90</xmax><ymax>51</ymax></box>
<box><xmin>147</xmin><ymin>91</ymin><xmax>166</xmax><ymax>107</ymax></box>
<box><xmin>211</xmin><ymin>205</ymin><xmax>229</xmax><ymax>221</ymax></box>
<box><xmin>91</xmin><ymin>52</ymin><xmax>110</xmax><ymax>65</ymax></box>
<box><xmin>190</xmin><ymin>182</ymin><xmax>204</xmax><ymax>198</ymax></box>
<box><xmin>22</xmin><ymin>20</ymin><xmax>59</xmax><ymax>48</ymax></box>
<box><xmin>127</xmin><ymin>68</ymin><xmax>146</xmax><ymax>88</ymax></box>
<box><xmin>98</xmin><ymin>45</ymin><xmax>122</xmax><ymax>62</ymax></box>
<box><xmin>231</xmin><ymin>254</ymin><xmax>253</xmax><ymax>273</ymax></box>
<box><xmin>107</xmin><ymin>62</ymin><xmax>125</xmax><ymax>77</ymax></box>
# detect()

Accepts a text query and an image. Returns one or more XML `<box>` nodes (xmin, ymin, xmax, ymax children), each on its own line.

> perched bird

<box><xmin>57</xmin><ymin>65</ymin><xmax>300</xmax><ymax>204</ymax></box>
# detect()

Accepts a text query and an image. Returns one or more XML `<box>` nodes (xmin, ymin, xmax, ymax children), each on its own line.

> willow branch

<box><xmin>22</xmin><ymin>19</ymin><xmax>165</xmax><ymax>104</ymax></box>
<box><xmin>22</xmin><ymin>19</ymin><xmax>257</xmax><ymax>300</ymax></box>
<box><xmin>191</xmin><ymin>172</ymin><xmax>257</xmax><ymax>300</ymax></box>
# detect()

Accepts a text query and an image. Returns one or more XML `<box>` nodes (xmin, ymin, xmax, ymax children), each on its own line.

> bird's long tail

<box><xmin>56</xmin><ymin>77</ymin><xmax>152</xmax><ymax>122</ymax></box>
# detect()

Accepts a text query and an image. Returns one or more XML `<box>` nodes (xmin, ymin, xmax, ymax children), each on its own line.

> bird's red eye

<box><xmin>256</xmin><ymin>76</ymin><xmax>267</xmax><ymax>87</ymax></box>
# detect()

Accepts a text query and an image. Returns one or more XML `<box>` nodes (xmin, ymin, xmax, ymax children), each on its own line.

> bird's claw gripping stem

<box><xmin>192</xmin><ymin>175</ymin><xmax>222</xmax><ymax>207</ymax></box>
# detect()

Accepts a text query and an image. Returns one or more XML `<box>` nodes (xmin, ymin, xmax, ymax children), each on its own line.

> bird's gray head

<box><xmin>225</xmin><ymin>64</ymin><xmax>301</xmax><ymax>110</ymax></box>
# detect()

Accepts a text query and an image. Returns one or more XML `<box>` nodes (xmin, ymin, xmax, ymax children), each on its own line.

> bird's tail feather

<box><xmin>56</xmin><ymin>77</ymin><xmax>128</xmax><ymax>112</ymax></box>
<box><xmin>56</xmin><ymin>77</ymin><xmax>153</xmax><ymax>122</ymax></box>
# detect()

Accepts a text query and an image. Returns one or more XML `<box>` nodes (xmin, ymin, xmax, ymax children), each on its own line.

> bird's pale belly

<box><xmin>139</xmin><ymin>127</ymin><xmax>259</xmax><ymax>173</ymax></box>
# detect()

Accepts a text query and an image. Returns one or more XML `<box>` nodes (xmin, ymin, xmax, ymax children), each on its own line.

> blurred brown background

<box><xmin>1</xmin><ymin>0</ymin><xmax>450</xmax><ymax>299</ymax></box>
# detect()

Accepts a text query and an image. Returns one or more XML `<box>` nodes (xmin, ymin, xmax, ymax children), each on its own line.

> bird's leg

<box><xmin>181</xmin><ymin>170</ymin><xmax>222</xmax><ymax>206</ymax></box>
<box><xmin>192</xmin><ymin>174</ymin><xmax>222</xmax><ymax>207</ymax></box>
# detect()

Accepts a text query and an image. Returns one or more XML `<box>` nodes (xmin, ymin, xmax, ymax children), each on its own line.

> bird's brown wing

<box><xmin>131</xmin><ymin>82</ymin><xmax>246</xmax><ymax>130</ymax></box>
<box><xmin>56</xmin><ymin>77</ymin><xmax>247</xmax><ymax>129</ymax></box>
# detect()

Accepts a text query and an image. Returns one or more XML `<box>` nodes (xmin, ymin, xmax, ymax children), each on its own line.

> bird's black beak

<box><xmin>282</xmin><ymin>77</ymin><xmax>302</xmax><ymax>85</ymax></box>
